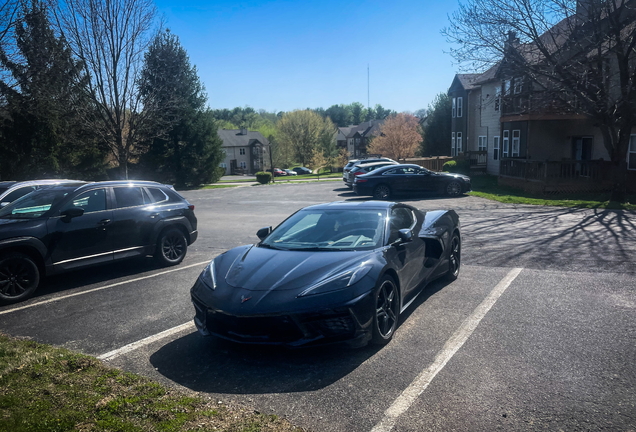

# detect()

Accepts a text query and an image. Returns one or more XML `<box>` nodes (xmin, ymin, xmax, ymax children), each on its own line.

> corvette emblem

<box><xmin>240</xmin><ymin>295</ymin><xmax>252</xmax><ymax>303</ymax></box>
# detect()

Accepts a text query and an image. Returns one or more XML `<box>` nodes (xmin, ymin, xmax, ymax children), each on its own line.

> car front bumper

<box><xmin>190</xmin><ymin>279</ymin><xmax>375</xmax><ymax>348</ymax></box>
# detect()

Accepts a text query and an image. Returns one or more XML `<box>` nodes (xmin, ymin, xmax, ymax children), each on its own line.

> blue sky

<box><xmin>154</xmin><ymin>0</ymin><xmax>462</xmax><ymax>113</ymax></box>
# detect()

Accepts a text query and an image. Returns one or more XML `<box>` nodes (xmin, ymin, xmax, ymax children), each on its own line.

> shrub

<box><xmin>256</xmin><ymin>171</ymin><xmax>272</xmax><ymax>184</ymax></box>
<box><xmin>443</xmin><ymin>159</ymin><xmax>470</xmax><ymax>175</ymax></box>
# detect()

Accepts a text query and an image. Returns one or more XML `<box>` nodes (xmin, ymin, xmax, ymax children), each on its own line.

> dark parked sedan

<box><xmin>292</xmin><ymin>167</ymin><xmax>312</xmax><ymax>175</ymax></box>
<box><xmin>0</xmin><ymin>181</ymin><xmax>197</xmax><ymax>304</ymax></box>
<box><xmin>353</xmin><ymin>164</ymin><xmax>471</xmax><ymax>199</ymax></box>
<box><xmin>191</xmin><ymin>201</ymin><xmax>460</xmax><ymax>348</ymax></box>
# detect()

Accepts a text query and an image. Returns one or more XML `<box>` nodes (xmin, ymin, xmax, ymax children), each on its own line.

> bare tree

<box><xmin>444</xmin><ymin>0</ymin><xmax>636</xmax><ymax>201</ymax></box>
<box><xmin>367</xmin><ymin>113</ymin><xmax>422</xmax><ymax>161</ymax></box>
<box><xmin>55</xmin><ymin>0</ymin><xmax>158</xmax><ymax>178</ymax></box>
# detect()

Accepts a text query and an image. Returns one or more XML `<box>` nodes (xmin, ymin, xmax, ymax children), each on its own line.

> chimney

<box><xmin>240</xmin><ymin>127</ymin><xmax>247</xmax><ymax>135</ymax></box>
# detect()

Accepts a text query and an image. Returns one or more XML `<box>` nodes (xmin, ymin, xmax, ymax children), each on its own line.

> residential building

<box><xmin>337</xmin><ymin>120</ymin><xmax>384</xmax><ymax>158</ymax></box>
<box><xmin>448</xmin><ymin>1</ymin><xmax>636</xmax><ymax>193</ymax></box>
<box><xmin>217</xmin><ymin>128</ymin><xmax>270</xmax><ymax>175</ymax></box>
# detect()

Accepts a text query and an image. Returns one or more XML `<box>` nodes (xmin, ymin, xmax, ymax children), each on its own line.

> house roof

<box><xmin>338</xmin><ymin>120</ymin><xmax>384</xmax><ymax>139</ymax></box>
<box><xmin>217</xmin><ymin>129</ymin><xmax>269</xmax><ymax>148</ymax></box>
<box><xmin>456</xmin><ymin>74</ymin><xmax>482</xmax><ymax>90</ymax></box>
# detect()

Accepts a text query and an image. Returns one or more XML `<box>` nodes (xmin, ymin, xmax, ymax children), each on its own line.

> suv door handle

<box><xmin>149</xmin><ymin>213</ymin><xmax>160</xmax><ymax>218</ymax></box>
<box><xmin>97</xmin><ymin>219</ymin><xmax>111</xmax><ymax>226</ymax></box>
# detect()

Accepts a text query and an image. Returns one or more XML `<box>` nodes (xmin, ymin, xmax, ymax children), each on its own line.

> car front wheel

<box><xmin>373</xmin><ymin>184</ymin><xmax>391</xmax><ymax>200</ymax></box>
<box><xmin>371</xmin><ymin>275</ymin><xmax>400</xmax><ymax>345</ymax></box>
<box><xmin>0</xmin><ymin>253</ymin><xmax>40</xmax><ymax>304</ymax></box>
<box><xmin>446</xmin><ymin>181</ymin><xmax>462</xmax><ymax>197</ymax></box>
<box><xmin>155</xmin><ymin>228</ymin><xmax>187</xmax><ymax>266</ymax></box>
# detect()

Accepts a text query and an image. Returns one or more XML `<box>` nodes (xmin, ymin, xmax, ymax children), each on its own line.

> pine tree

<box><xmin>0</xmin><ymin>0</ymin><xmax>106</xmax><ymax>180</ymax></box>
<box><xmin>138</xmin><ymin>29</ymin><xmax>223</xmax><ymax>187</ymax></box>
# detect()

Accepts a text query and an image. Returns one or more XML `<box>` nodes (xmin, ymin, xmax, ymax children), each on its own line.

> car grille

<box><xmin>302</xmin><ymin>315</ymin><xmax>356</xmax><ymax>338</ymax></box>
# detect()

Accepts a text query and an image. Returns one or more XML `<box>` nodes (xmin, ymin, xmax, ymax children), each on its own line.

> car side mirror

<box><xmin>398</xmin><ymin>229</ymin><xmax>413</xmax><ymax>243</ymax></box>
<box><xmin>257</xmin><ymin>226</ymin><xmax>272</xmax><ymax>240</ymax></box>
<box><xmin>61</xmin><ymin>207</ymin><xmax>84</xmax><ymax>220</ymax></box>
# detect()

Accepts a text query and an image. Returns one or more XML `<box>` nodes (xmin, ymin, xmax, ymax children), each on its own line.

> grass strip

<box><xmin>0</xmin><ymin>333</ymin><xmax>303</xmax><ymax>432</ymax></box>
<box><xmin>469</xmin><ymin>175</ymin><xmax>636</xmax><ymax>210</ymax></box>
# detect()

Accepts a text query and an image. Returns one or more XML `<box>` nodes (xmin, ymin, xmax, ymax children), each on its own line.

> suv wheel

<box><xmin>155</xmin><ymin>228</ymin><xmax>187</xmax><ymax>266</ymax></box>
<box><xmin>0</xmin><ymin>253</ymin><xmax>40</xmax><ymax>304</ymax></box>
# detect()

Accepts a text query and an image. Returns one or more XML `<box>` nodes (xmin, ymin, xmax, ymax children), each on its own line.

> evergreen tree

<box><xmin>420</xmin><ymin>93</ymin><xmax>452</xmax><ymax>157</ymax></box>
<box><xmin>138</xmin><ymin>30</ymin><xmax>223</xmax><ymax>187</ymax></box>
<box><xmin>0</xmin><ymin>0</ymin><xmax>106</xmax><ymax>180</ymax></box>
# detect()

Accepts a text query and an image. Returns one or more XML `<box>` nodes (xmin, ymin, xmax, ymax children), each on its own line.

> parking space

<box><xmin>1</xmin><ymin>182</ymin><xmax>634</xmax><ymax>431</ymax></box>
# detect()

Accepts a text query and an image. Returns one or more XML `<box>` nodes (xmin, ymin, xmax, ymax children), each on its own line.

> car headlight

<box><xmin>297</xmin><ymin>264</ymin><xmax>373</xmax><ymax>297</ymax></box>
<box><xmin>200</xmin><ymin>260</ymin><xmax>217</xmax><ymax>290</ymax></box>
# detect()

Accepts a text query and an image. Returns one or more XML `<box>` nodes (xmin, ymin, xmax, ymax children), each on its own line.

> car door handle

<box><xmin>149</xmin><ymin>213</ymin><xmax>160</xmax><ymax>218</ymax></box>
<box><xmin>97</xmin><ymin>219</ymin><xmax>111</xmax><ymax>226</ymax></box>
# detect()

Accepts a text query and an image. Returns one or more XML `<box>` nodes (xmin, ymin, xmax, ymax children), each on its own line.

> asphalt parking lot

<box><xmin>1</xmin><ymin>182</ymin><xmax>635</xmax><ymax>431</ymax></box>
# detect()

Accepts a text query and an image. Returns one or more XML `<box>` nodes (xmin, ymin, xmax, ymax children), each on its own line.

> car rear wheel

<box><xmin>373</xmin><ymin>184</ymin><xmax>391</xmax><ymax>200</ymax></box>
<box><xmin>0</xmin><ymin>253</ymin><xmax>40</xmax><ymax>304</ymax></box>
<box><xmin>446</xmin><ymin>234</ymin><xmax>461</xmax><ymax>281</ymax></box>
<box><xmin>155</xmin><ymin>228</ymin><xmax>187</xmax><ymax>266</ymax></box>
<box><xmin>372</xmin><ymin>275</ymin><xmax>400</xmax><ymax>345</ymax></box>
<box><xmin>446</xmin><ymin>181</ymin><xmax>462</xmax><ymax>197</ymax></box>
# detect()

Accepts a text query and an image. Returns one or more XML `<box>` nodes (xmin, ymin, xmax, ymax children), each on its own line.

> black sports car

<box><xmin>353</xmin><ymin>164</ymin><xmax>471</xmax><ymax>199</ymax></box>
<box><xmin>190</xmin><ymin>201</ymin><xmax>460</xmax><ymax>348</ymax></box>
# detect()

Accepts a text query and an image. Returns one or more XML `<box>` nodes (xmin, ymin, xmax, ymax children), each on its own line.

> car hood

<box><xmin>221</xmin><ymin>245</ymin><xmax>375</xmax><ymax>292</ymax></box>
<box><xmin>436</xmin><ymin>172</ymin><xmax>470</xmax><ymax>180</ymax></box>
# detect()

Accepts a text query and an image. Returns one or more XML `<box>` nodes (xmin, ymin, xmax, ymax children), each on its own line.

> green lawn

<box><xmin>469</xmin><ymin>175</ymin><xmax>636</xmax><ymax>210</ymax></box>
<box><xmin>0</xmin><ymin>334</ymin><xmax>301</xmax><ymax>432</ymax></box>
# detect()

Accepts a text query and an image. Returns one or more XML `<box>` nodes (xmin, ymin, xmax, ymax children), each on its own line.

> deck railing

<box><xmin>500</xmin><ymin>159</ymin><xmax>612</xmax><ymax>182</ymax></box>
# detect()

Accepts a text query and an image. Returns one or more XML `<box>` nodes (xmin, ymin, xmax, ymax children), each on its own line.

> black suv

<box><xmin>0</xmin><ymin>181</ymin><xmax>198</xmax><ymax>304</ymax></box>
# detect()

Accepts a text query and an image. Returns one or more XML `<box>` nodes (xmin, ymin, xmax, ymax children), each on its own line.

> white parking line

<box><xmin>371</xmin><ymin>267</ymin><xmax>524</xmax><ymax>432</ymax></box>
<box><xmin>0</xmin><ymin>261</ymin><xmax>209</xmax><ymax>316</ymax></box>
<box><xmin>97</xmin><ymin>321</ymin><xmax>195</xmax><ymax>361</ymax></box>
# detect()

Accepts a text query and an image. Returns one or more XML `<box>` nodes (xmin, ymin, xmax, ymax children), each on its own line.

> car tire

<box><xmin>446</xmin><ymin>233</ymin><xmax>461</xmax><ymax>281</ymax></box>
<box><xmin>155</xmin><ymin>227</ymin><xmax>187</xmax><ymax>266</ymax></box>
<box><xmin>371</xmin><ymin>274</ymin><xmax>400</xmax><ymax>345</ymax></box>
<box><xmin>446</xmin><ymin>181</ymin><xmax>462</xmax><ymax>197</ymax></box>
<box><xmin>0</xmin><ymin>252</ymin><xmax>40</xmax><ymax>304</ymax></box>
<box><xmin>373</xmin><ymin>184</ymin><xmax>391</xmax><ymax>200</ymax></box>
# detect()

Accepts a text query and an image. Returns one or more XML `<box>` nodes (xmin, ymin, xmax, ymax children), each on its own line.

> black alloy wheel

<box><xmin>155</xmin><ymin>228</ymin><xmax>187</xmax><ymax>266</ymax></box>
<box><xmin>373</xmin><ymin>184</ymin><xmax>392</xmax><ymax>200</ymax></box>
<box><xmin>0</xmin><ymin>253</ymin><xmax>40</xmax><ymax>304</ymax></box>
<box><xmin>446</xmin><ymin>234</ymin><xmax>461</xmax><ymax>281</ymax></box>
<box><xmin>372</xmin><ymin>275</ymin><xmax>400</xmax><ymax>345</ymax></box>
<box><xmin>446</xmin><ymin>181</ymin><xmax>462</xmax><ymax>197</ymax></box>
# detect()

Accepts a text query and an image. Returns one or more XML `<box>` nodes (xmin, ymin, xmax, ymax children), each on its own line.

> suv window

<box><xmin>2</xmin><ymin>186</ymin><xmax>37</xmax><ymax>205</ymax></box>
<box><xmin>63</xmin><ymin>189</ymin><xmax>107</xmax><ymax>213</ymax></box>
<box><xmin>114</xmin><ymin>187</ymin><xmax>150</xmax><ymax>208</ymax></box>
<box><xmin>147</xmin><ymin>187</ymin><xmax>169</xmax><ymax>203</ymax></box>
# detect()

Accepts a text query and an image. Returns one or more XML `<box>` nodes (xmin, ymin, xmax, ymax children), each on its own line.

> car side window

<box><xmin>384</xmin><ymin>168</ymin><xmax>405</xmax><ymax>175</ymax></box>
<box><xmin>63</xmin><ymin>189</ymin><xmax>107</xmax><ymax>213</ymax></box>
<box><xmin>113</xmin><ymin>187</ymin><xmax>149</xmax><ymax>208</ymax></box>
<box><xmin>2</xmin><ymin>186</ymin><xmax>36</xmax><ymax>204</ymax></box>
<box><xmin>146</xmin><ymin>187</ymin><xmax>169</xmax><ymax>203</ymax></box>
<box><xmin>389</xmin><ymin>207</ymin><xmax>414</xmax><ymax>243</ymax></box>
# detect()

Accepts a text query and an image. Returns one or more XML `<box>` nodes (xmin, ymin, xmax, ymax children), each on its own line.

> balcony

<box><xmin>499</xmin><ymin>159</ymin><xmax>613</xmax><ymax>193</ymax></box>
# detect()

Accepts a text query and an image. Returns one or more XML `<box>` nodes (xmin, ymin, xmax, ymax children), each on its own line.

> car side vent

<box><xmin>423</xmin><ymin>238</ymin><xmax>443</xmax><ymax>260</ymax></box>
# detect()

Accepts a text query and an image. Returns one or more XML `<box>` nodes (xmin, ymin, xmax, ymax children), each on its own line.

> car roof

<box><xmin>371</xmin><ymin>163</ymin><xmax>423</xmax><ymax>172</ymax></box>
<box><xmin>301</xmin><ymin>200</ymin><xmax>405</xmax><ymax>211</ymax></box>
<box><xmin>354</xmin><ymin>161</ymin><xmax>398</xmax><ymax>168</ymax></box>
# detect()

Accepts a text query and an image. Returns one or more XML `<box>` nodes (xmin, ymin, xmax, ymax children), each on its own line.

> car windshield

<box><xmin>0</xmin><ymin>187</ymin><xmax>9</xmax><ymax>195</ymax></box>
<box><xmin>0</xmin><ymin>188</ymin><xmax>73</xmax><ymax>219</ymax></box>
<box><xmin>261</xmin><ymin>208</ymin><xmax>386</xmax><ymax>251</ymax></box>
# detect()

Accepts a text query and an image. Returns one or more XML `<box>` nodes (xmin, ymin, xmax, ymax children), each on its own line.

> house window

<box><xmin>457</xmin><ymin>97</ymin><xmax>463</xmax><ymax>118</ymax></box>
<box><xmin>239</xmin><ymin>161</ymin><xmax>247</xmax><ymax>169</ymax></box>
<box><xmin>629</xmin><ymin>135</ymin><xmax>636</xmax><ymax>170</ymax></box>
<box><xmin>220</xmin><ymin>162</ymin><xmax>227</xmax><ymax>168</ymax></box>
<box><xmin>456</xmin><ymin>132</ymin><xmax>463</xmax><ymax>155</ymax></box>
<box><xmin>239</xmin><ymin>148</ymin><xmax>246</xmax><ymax>155</ymax></box>
<box><xmin>504</xmin><ymin>80</ymin><xmax>511</xmax><ymax>95</ymax></box>
<box><xmin>513</xmin><ymin>77</ymin><xmax>523</xmax><ymax>94</ymax></box>
<box><xmin>478</xmin><ymin>136</ymin><xmax>487</xmax><ymax>151</ymax></box>
<box><xmin>512</xmin><ymin>130</ymin><xmax>520</xmax><ymax>156</ymax></box>
<box><xmin>493</xmin><ymin>136</ymin><xmax>500</xmax><ymax>160</ymax></box>
<box><xmin>452</xmin><ymin>98</ymin><xmax>456</xmax><ymax>118</ymax></box>
<box><xmin>451</xmin><ymin>132</ymin><xmax>456</xmax><ymax>155</ymax></box>
<box><xmin>495</xmin><ymin>87</ymin><xmax>501</xmax><ymax>111</ymax></box>
<box><xmin>503</xmin><ymin>130</ymin><xmax>510</xmax><ymax>157</ymax></box>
